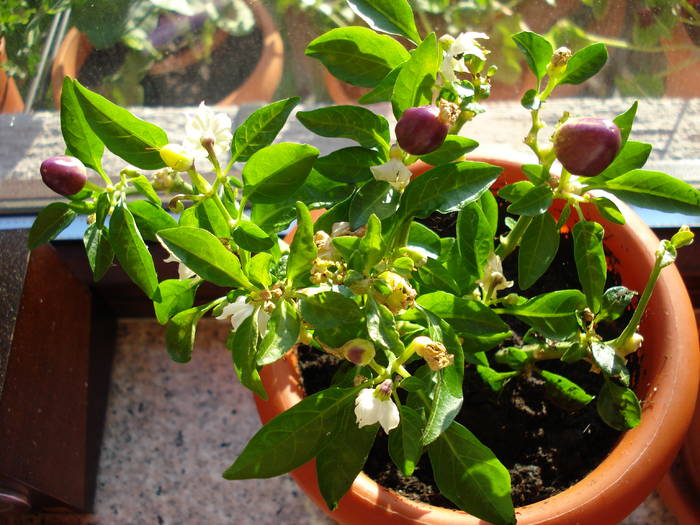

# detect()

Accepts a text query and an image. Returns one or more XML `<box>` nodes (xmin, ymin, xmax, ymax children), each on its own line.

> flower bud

<box><xmin>616</xmin><ymin>332</ymin><xmax>644</xmax><ymax>358</ymax></box>
<box><xmin>398</xmin><ymin>247</ymin><xmax>428</xmax><ymax>267</ymax></box>
<box><xmin>340</xmin><ymin>338</ymin><xmax>376</xmax><ymax>366</ymax></box>
<box><xmin>550</xmin><ymin>47</ymin><xmax>572</xmax><ymax>69</ymax></box>
<box><xmin>160</xmin><ymin>144</ymin><xmax>194</xmax><ymax>172</ymax></box>
<box><xmin>40</xmin><ymin>155</ymin><xmax>88</xmax><ymax>196</ymax></box>
<box><xmin>373</xmin><ymin>271</ymin><xmax>417</xmax><ymax>314</ymax></box>
<box><xmin>671</xmin><ymin>225</ymin><xmax>694</xmax><ymax>249</ymax></box>
<box><xmin>407</xmin><ymin>335</ymin><xmax>454</xmax><ymax>371</ymax></box>
<box><xmin>376</xmin><ymin>379</ymin><xmax>393</xmax><ymax>399</ymax></box>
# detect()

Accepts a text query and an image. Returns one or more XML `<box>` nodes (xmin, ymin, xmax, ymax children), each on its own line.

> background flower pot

<box><xmin>0</xmin><ymin>38</ymin><xmax>24</xmax><ymax>113</ymax></box>
<box><xmin>254</xmin><ymin>157</ymin><xmax>700</xmax><ymax>524</ymax></box>
<box><xmin>50</xmin><ymin>0</ymin><xmax>283</xmax><ymax>107</ymax></box>
<box><xmin>661</xmin><ymin>23</ymin><xmax>700</xmax><ymax>97</ymax></box>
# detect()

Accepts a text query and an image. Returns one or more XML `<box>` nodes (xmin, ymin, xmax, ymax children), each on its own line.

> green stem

<box><xmin>495</xmin><ymin>215</ymin><xmax>534</xmax><ymax>259</ymax></box>
<box><xmin>613</xmin><ymin>251</ymin><xmax>664</xmax><ymax>348</ymax></box>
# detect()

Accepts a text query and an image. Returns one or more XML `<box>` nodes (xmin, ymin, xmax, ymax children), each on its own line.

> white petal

<box><xmin>378</xmin><ymin>398</ymin><xmax>400</xmax><ymax>433</ymax></box>
<box><xmin>177</xmin><ymin>262</ymin><xmax>196</xmax><ymax>280</ymax></box>
<box><xmin>354</xmin><ymin>389</ymin><xmax>380</xmax><ymax>428</ymax></box>
<box><xmin>370</xmin><ymin>159</ymin><xmax>412</xmax><ymax>191</ymax></box>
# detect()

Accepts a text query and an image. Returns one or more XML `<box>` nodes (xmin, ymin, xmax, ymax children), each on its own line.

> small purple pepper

<box><xmin>395</xmin><ymin>102</ymin><xmax>459</xmax><ymax>155</ymax></box>
<box><xmin>40</xmin><ymin>155</ymin><xmax>88</xmax><ymax>196</ymax></box>
<box><xmin>553</xmin><ymin>118</ymin><xmax>622</xmax><ymax>177</ymax></box>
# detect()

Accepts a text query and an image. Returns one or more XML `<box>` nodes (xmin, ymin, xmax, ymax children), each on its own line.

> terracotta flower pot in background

<box><xmin>0</xmin><ymin>38</ymin><xmax>24</xmax><ymax>114</ymax></box>
<box><xmin>661</xmin><ymin>23</ymin><xmax>700</xmax><ymax>97</ymax></box>
<box><xmin>255</xmin><ymin>157</ymin><xmax>700</xmax><ymax>524</ymax></box>
<box><xmin>50</xmin><ymin>0</ymin><xmax>284</xmax><ymax>107</ymax></box>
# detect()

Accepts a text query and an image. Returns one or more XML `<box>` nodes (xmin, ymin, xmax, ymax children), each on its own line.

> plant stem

<box><xmin>495</xmin><ymin>215</ymin><xmax>533</xmax><ymax>259</ymax></box>
<box><xmin>613</xmin><ymin>250</ymin><xmax>664</xmax><ymax>348</ymax></box>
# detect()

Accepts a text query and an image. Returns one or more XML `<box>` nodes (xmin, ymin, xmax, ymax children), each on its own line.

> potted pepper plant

<box><xmin>29</xmin><ymin>0</ymin><xmax>700</xmax><ymax>523</ymax></box>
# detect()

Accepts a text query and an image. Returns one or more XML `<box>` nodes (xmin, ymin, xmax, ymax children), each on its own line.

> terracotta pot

<box><xmin>658</xmin><ymin>363</ymin><xmax>700</xmax><ymax>525</ymax></box>
<box><xmin>662</xmin><ymin>23</ymin><xmax>700</xmax><ymax>97</ymax></box>
<box><xmin>50</xmin><ymin>0</ymin><xmax>283</xmax><ymax>107</ymax></box>
<box><xmin>0</xmin><ymin>38</ymin><xmax>24</xmax><ymax>113</ymax></box>
<box><xmin>254</xmin><ymin>157</ymin><xmax>700</xmax><ymax>524</ymax></box>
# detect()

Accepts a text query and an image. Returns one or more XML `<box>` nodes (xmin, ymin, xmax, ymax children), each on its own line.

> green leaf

<box><xmin>428</xmin><ymin>422</ymin><xmax>515</xmax><ymax>525</ymax></box>
<box><xmin>223</xmin><ymin>386</ymin><xmax>360</xmax><ymax>479</ymax></box>
<box><xmin>512</xmin><ymin>31</ymin><xmax>553</xmax><ymax>81</ymax></box>
<box><xmin>392</xmin><ymin>32</ymin><xmax>439</xmax><ymax>119</ymax></box>
<box><xmin>165</xmin><ymin>306</ymin><xmax>205</xmax><ymax>363</ymax></box>
<box><xmin>401</xmin><ymin>161</ymin><xmax>502</xmax><ymax>219</ymax></box>
<box><xmin>28</xmin><ymin>202</ymin><xmax>77</xmax><ymax>250</ymax></box>
<box><xmin>191</xmin><ymin>198</ymin><xmax>232</xmax><ymax>239</ymax></box>
<box><xmin>613</xmin><ymin>100</ymin><xmax>638</xmax><ymax>147</ymax></box>
<box><xmin>598</xmin><ymin>286</ymin><xmax>635</xmax><ymax>323</ymax></box>
<box><xmin>498</xmin><ymin>180</ymin><xmax>534</xmax><ymax>203</ymax></box>
<box><xmin>128</xmin><ymin>174</ymin><xmax>160</xmax><ymax>205</ymax></box>
<box><xmin>584</xmin><ymin>141</ymin><xmax>652</xmax><ymax>184</ymax></box>
<box><xmin>228</xmin><ymin>312</ymin><xmax>267</xmax><ymax>399</ymax></box>
<box><xmin>573</xmin><ymin>221</ymin><xmax>606</xmax><ymax>313</ymax></box>
<box><xmin>521</xmin><ymin>164</ymin><xmax>549</xmax><ymax>185</ymax></box>
<box><xmin>83</xmin><ymin>223</ymin><xmax>114</xmax><ymax>281</ymax></box>
<box><xmin>518</xmin><ymin>212</ymin><xmax>559</xmax><ymax>290</ymax></box>
<box><xmin>557</xmin><ymin>43</ymin><xmax>608</xmax><ymax>86</ymax></box>
<box><xmin>60</xmin><ymin>77</ymin><xmax>105</xmax><ymax>175</ymax></box>
<box><xmin>520</xmin><ymin>89</ymin><xmax>541</xmax><ymax>111</ymax></box>
<box><xmin>592</xmin><ymin>196</ymin><xmax>625</xmax><ymax>225</ymax></box>
<box><xmin>316</xmin><ymin>403</ymin><xmax>377</xmax><ymax>510</ymax></box>
<box><xmin>499</xmin><ymin>290</ymin><xmax>586</xmax><ymax>340</ymax></box>
<box><xmin>366</xmin><ymin>295</ymin><xmax>404</xmax><ymax>356</ymax></box>
<box><xmin>72</xmin><ymin>79</ymin><xmax>168</xmax><ymax>169</ymax></box>
<box><xmin>591</xmin><ymin>341</ymin><xmax>630</xmax><ymax>385</ymax></box>
<box><xmin>306</xmin><ymin>27</ymin><xmax>409</xmax><ymax>88</ymax></box>
<box><xmin>476</xmin><ymin>366</ymin><xmax>518</xmax><ymax>392</ymax></box>
<box><xmin>314</xmin><ymin>147</ymin><xmax>383</xmax><ymax>184</ymax></box>
<box><xmin>300</xmin><ymin>292</ymin><xmax>362</xmax><ymax>329</ymax></box>
<box><xmin>416</xmin><ymin>291</ymin><xmax>511</xmax><ymax>352</ymax></box>
<box><xmin>597</xmin><ymin>380</ymin><xmax>641</xmax><ymax>431</ymax></box>
<box><xmin>346</xmin><ymin>0</ymin><xmax>421</xmax><ymax>44</ymax></box>
<box><xmin>507</xmin><ymin>185</ymin><xmax>553</xmax><ymax>216</ymax></box>
<box><xmin>538</xmin><ymin>369</ymin><xmax>594</xmax><ymax>410</ymax></box>
<box><xmin>110</xmin><ymin>204</ymin><xmax>159</xmax><ymax>300</ymax></box>
<box><xmin>418</xmin><ymin>135</ymin><xmax>479</xmax><ymax>165</ymax></box>
<box><xmin>421</xmin><ymin>366</ymin><xmax>463</xmax><ymax>446</ymax></box>
<box><xmin>358</xmin><ymin>64</ymin><xmax>403</xmax><ymax>104</ymax></box>
<box><xmin>349</xmin><ymin>180</ymin><xmax>400</xmax><ymax>230</ymax></box>
<box><xmin>157</xmin><ymin>226</ymin><xmax>253</xmax><ymax>290</ymax></box>
<box><xmin>247</xmin><ymin>253</ymin><xmax>274</xmax><ymax>289</ymax></box>
<box><xmin>494</xmin><ymin>347</ymin><xmax>531</xmax><ymax>371</ymax></box>
<box><xmin>354</xmin><ymin>214</ymin><xmax>384</xmax><ymax>272</ymax></box>
<box><xmin>592</xmin><ymin>170</ymin><xmax>700</xmax><ymax>215</ymax></box>
<box><xmin>153</xmin><ymin>278</ymin><xmax>199</xmax><ymax>325</ymax></box>
<box><xmin>286</xmin><ymin>202</ymin><xmax>318</xmax><ymax>287</ymax></box>
<box><xmin>297</xmin><ymin>106</ymin><xmax>390</xmax><ymax>153</ymax></box>
<box><xmin>457</xmin><ymin>195</ymin><xmax>498</xmax><ymax>283</ymax></box>
<box><xmin>233</xmin><ymin>221</ymin><xmax>276</xmax><ymax>252</ymax></box>
<box><xmin>256</xmin><ymin>300</ymin><xmax>301</xmax><ymax>366</ymax></box>
<box><xmin>127</xmin><ymin>200</ymin><xmax>178</xmax><ymax>242</ymax></box>
<box><xmin>242</xmin><ymin>143</ymin><xmax>319</xmax><ymax>204</ymax></box>
<box><xmin>314</xmin><ymin>195</ymin><xmax>353</xmax><ymax>234</ymax></box>
<box><xmin>388</xmin><ymin>405</ymin><xmax>423</xmax><ymax>476</ymax></box>
<box><xmin>408</xmin><ymin>221</ymin><xmax>442</xmax><ymax>259</ymax></box>
<box><xmin>232</xmin><ymin>97</ymin><xmax>300</xmax><ymax>162</ymax></box>
<box><xmin>417</xmin><ymin>258</ymin><xmax>461</xmax><ymax>295</ymax></box>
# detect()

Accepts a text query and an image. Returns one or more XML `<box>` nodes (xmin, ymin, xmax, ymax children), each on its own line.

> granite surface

<box><xmin>5</xmin><ymin>318</ymin><xmax>682</xmax><ymax>524</ymax></box>
<box><xmin>1</xmin><ymin>98</ymin><xmax>700</xmax><ymax>214</ymax></box>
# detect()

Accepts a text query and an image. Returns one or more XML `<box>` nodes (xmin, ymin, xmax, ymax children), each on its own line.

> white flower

<box><xmin>216</xmin><ymin>296</ymin><xmax>270</xmax><ymax>334</ymax></box>
<box><xmin>439</xmin><ymin>32</ymin><xmax>489</xmax><ymax>84</ymax></box>
<box><xmin>159</xmin><ymin>235</ymin><xmax>196</xmax><ymax>280</ymax></box>
<box><xmin>477</xmin><ymin>252</ymin><xmax>514</xmax><ymax>294</ymax></box>
<box><xmin>370</xmin><ymin>158</ymin><xmax>412</xmax><ymax>191</ymax></box>
<box><xmin>163</xmin><ymin>253</ymin><xmax>196</xmax><ymax>280</ymax></box>
<box><xmin>183</xmin><ymin>102</ymin><xmax>233</xmax><ymax>161</ymax></box>
<box><xmin>354</xmin><ymin>387</ymin><xmax>400</xmax><ymax>433</ymax></box>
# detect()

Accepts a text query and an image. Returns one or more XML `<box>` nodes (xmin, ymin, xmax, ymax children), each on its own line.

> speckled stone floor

<box><xmin>4</xmin><ymin>318</ymin><xmax>682</xmax><ymax>524</ymax></box>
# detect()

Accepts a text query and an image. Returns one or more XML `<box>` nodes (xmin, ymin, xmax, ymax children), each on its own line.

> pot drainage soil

<box><xmin>298</xmin><ymin>208</ymin><xmax>633</xmax><ymax>508</ymax></box>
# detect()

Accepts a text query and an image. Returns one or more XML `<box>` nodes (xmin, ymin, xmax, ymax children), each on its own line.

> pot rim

<box><xmin>256</xmin><ymin>156</ymin><xmax>700</xmax><ymax>525</ymax></box>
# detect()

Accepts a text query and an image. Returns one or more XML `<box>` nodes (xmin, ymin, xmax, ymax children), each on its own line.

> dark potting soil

<box><xmin>78</xmin><ymin>27</ymin><xmax>263</xmax><ymax>106</ymax></box>
<box><xmin>298</xmin><ymin>208</ymin><xmax>632</xmax><ymax>509</ymax></box>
